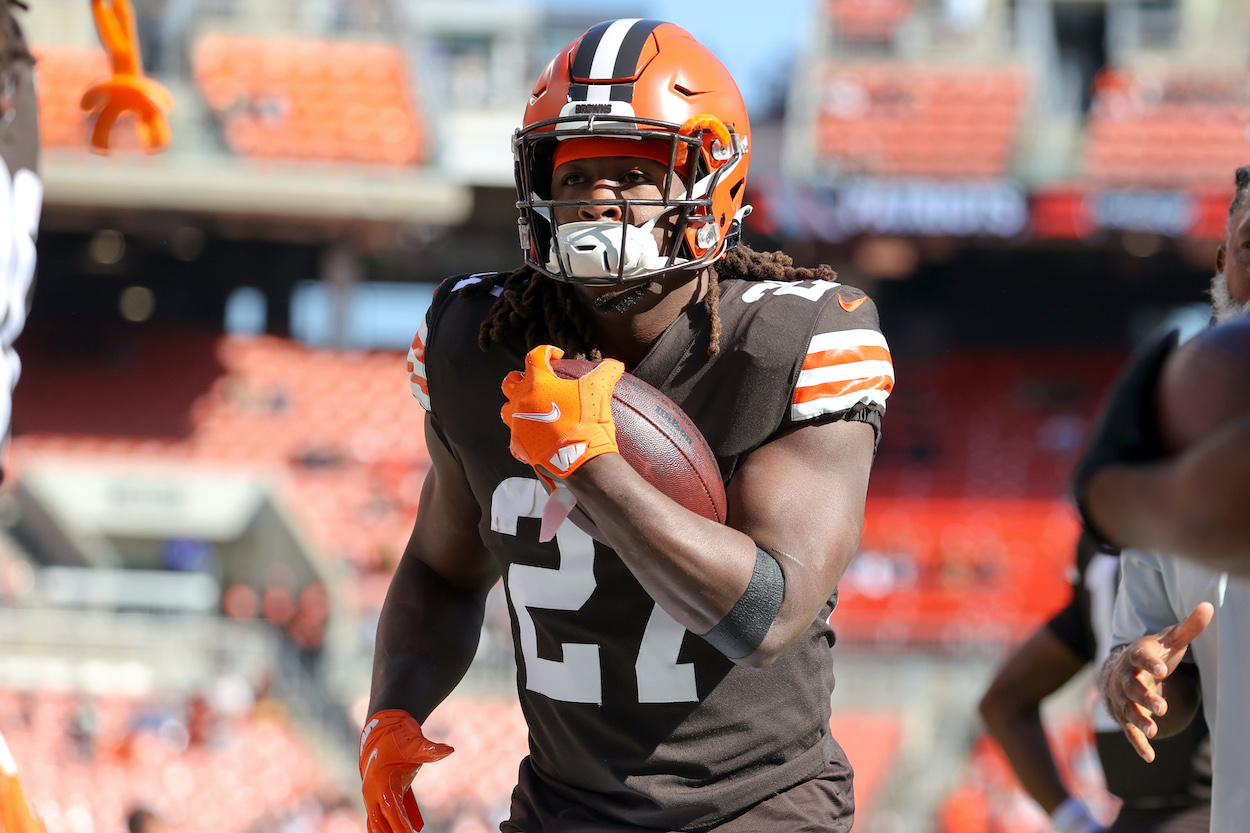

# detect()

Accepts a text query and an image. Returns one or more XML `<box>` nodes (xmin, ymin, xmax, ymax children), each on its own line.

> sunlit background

<box><xmin>2</xmin><ymin>0</ymin><xmax>1246</xmax><ymax>830</ymax></box>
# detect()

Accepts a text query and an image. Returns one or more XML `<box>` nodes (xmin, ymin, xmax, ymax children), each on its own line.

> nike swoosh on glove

<box><xmin>501</xmin><ymin>344</ymin><xmax>624</xmax><ymax>482</ymax></box>
<box><xmin>1071</xmin><ymin>328</ymin><xmax>1179</xmax><ymax>551</ymax></box>
<box><xmin>360</xmin><ymin>710</ymin><xmax>453</xmax><ymax>833</ymax></box>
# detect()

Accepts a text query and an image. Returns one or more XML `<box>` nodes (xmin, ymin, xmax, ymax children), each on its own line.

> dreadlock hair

<box><xmin>463</xmin><ymin>243</ymin><xmax>839</xmax><ymax>360</ymax></box>
<box><xmin>1228</xmin><ymin>165</ymin><xmax>1250</xmax><ymax>234</ymax></box>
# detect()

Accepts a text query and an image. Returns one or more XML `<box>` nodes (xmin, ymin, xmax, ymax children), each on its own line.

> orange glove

<box><xmin>359</xmin><ymin>710</ymin><xmax>453</xmax><ymax>833</ymax></box>
<box><xmin>0</xmin><ymin>731</ymin><xmax>46</xmax><ymax>833</ymax></box>
<box><xmin>81</xmin><ymin>0</ymin><xmax>174</xmax><ymax>153</ymax></box>
<box><xmin>501</xmin><ymin>345</ymin><xmax>623</xmax><ymax>481</ymax></box>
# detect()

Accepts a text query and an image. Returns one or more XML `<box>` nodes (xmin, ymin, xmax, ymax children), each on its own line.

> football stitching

<box><xmin>551</xmin><ymin>361</ymin><xmax>724</xmax><ymax>523</ymax></box>
<box><xmin>615</xmin><ymin>391</ymin><xmax>724</xmax><ymax>523</ymax></box>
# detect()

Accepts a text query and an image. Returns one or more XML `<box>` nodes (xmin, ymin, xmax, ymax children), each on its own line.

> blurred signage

<box><xmin>754</xmin><ymin>178</ymin><xmax>1029</xmax><ymax>241</ymax></box>
<box><xmin>1090</xmin><ymin>190</ymin><xmax>1194</xmax><ymax>236</ymax></box>
<box><xmin>1031</xmin><ymin>185</ymin><xmax>1235</xmax><ymax>241</ymax></box>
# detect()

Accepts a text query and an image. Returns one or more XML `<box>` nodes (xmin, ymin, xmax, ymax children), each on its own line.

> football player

<box><xmin>1069</xmin><ymin>168</ymin><xmax>1250</xmax><ymax>833</ymax></box>
<box><xmin>362</xmin><ymin>19</ymin><xmax>894</xmax><ymax>833</ymax></box>
<box><xmin>0</xmin><ymin>0</ymin><xmax>42</xmax><ymax>481</ymax></box>
<box><xmin>0</xmin><ymin>0</ymin><xmax>170</xmax><ymax>481</ymax></box>
<box><xmin>980</xmin><ymin>532</ymin><xmax>1211</xmax><ymax>833</ymax></box>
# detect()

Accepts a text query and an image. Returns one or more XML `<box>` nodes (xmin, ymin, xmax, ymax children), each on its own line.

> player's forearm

<box><xmin>979</xmin><ymin>697</ymin><xmax>1070</xmax><ymax>814</ymax></box>
<box><xmin>568</xmin><ymin>452</ymin><xmax>760</xmax><ymax>638</ymax></box>
<box><xmin>1086</xmin><ymin>419</ymin><xmax>1250</xmax><ymax>575</ymax></box>
<box><xmin>369</xmin><ymin>557</ymin><xmax>491</xmax><ymax>722</ymax></box>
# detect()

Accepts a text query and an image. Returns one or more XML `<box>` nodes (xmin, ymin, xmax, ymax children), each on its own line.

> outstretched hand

<box><xmin>1102</xmin><ymin>602</ymin><xmax>1213</xmax><ymax>761</ymax></box>
<box><xmin>81</xmin><ymin>0</ymin><xmax>174</xmax><ymax>153</ymax></box>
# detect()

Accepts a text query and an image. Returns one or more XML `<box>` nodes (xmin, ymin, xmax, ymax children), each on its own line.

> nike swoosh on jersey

<box><xmin>513</xmin><ymin>403</ymin><xmax>562</xmax><ymax>423</ymax></box>
<box><xmin>837</xmin><ymin>293</ymin><xmax>867</xmax><ymax>313</ymax></box>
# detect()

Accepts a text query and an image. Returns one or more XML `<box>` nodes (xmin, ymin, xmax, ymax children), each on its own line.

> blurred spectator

<box><xmin>68</xmin><ymin>696</ymin><xmax>98</xmax><ymax>761</ymax></box>
<box><xmin>127</xmin><ymin>805</ymin><xmax>168</xmax><ymax>833</ymax></box>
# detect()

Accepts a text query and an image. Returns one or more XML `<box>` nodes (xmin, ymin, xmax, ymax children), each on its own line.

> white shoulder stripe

<box><xmin>797</xmin><ymin>359</ymin><xmax>896</xmax><ymax>387</ymax></box>
<box><xmin>790</xmin><ymin>388</ymin><xmax>890</xmax><ymax>421</ymax></box>
<box><xmin>807</xmin><ymin>329</ymin><xmax>890</xmax><ymax>354</ymax></box>
<box><xmin>451</xmin><ymin>275</ymin><xmax>506</xmax><ymax>294</ymax></box>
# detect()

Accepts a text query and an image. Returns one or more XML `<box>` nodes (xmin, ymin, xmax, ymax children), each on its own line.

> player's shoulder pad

<box><xmin>409</xmin><ymin>272</ymin><xmax>506</xmax><ymax>412</ymax></box>
<box><xmin>729</xmin><ymin>278</ymin><xmax>884</xmax><ymax>345</ymax></box>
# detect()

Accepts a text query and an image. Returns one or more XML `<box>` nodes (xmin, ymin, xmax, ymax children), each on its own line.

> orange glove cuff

<box><xmin>359</xmin><ymin>710</ymin><xmax>453</xmax><ymax>833</ymax></box>
<box><xmin>500</xmin><ymin>345</ymin><xmax>624</xmax><ymax>478</ymax></box>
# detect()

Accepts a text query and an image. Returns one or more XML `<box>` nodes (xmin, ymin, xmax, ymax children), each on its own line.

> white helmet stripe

<box><xmin>589</xmin><ymin>20</ymin><xmax>643</xmax><ymax>80</ymax></box>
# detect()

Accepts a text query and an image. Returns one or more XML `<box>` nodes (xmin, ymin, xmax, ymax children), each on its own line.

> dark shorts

<box><xmin>1108</xmin><ymin>803</ymin><xmax>1211</xmax><ymax>833</ymax></box>
<box><xmin>502</xmin><ymin>756</ymin><xmax>854</xmax><ymax>833</ymax></box>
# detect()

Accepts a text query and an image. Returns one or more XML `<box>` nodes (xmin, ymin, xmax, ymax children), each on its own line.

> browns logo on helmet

<box><xmin>513</xmin><ymin>19</ymin><xmax>751</xmax><ymax>285</ymax></box>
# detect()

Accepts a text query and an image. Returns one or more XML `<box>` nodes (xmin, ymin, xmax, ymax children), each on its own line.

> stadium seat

<box><xmin>0</xmin><ymin>688</ymin><xmax>361</xmax><ymax>833</ymax></box>
<box><xmin>192</xmin><ymin>34</ymin><xmax>426</xmax><ymax>166</ymax></box>
<box><xmin>1084</xmin><ymin>66</ymin><xmax>1250</xmax><ymax>187</ymax></box>
<box><xmin>816</xmin><ymin>63</ymin><xmax>1027</xmax><ymax>179</ymax></box>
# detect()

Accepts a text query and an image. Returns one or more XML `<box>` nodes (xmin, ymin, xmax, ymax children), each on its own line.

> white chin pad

<box><xmin>547</xmin><ymin>221</ymin><xmax>675</xmax><ymax>280</ymax></box>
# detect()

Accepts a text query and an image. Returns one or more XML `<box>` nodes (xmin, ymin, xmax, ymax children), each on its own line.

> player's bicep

<box><xmin>726</xmin><ymin>418</ymin><xmax>875</xmax><ymax>614</ymax></box>
<box><xmin>402</xmin><ymin>412</ymin><xmax>498</xmax><ymax>593</ymax></box>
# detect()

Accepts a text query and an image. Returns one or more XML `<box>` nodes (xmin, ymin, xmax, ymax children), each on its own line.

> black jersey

<box><xmin>408</xmin><ymin>274</ymin><xmax>893</xmax><ymax>831</ymax></box>
<box><xmin>1045</xmin><ymin>535</ymin><xmax>1211</xmax><ymax>808</ymax></box>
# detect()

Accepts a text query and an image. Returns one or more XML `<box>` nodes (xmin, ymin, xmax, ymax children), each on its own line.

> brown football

<box><xmin>1156</xmin><ymin>317</ymin><xmax>1250</xmax><ymax>455</ymax></box>
<box><xmin>552</xmin><ymin>359</ymin><xmax>727</xmax><ymax>544</ymax></box>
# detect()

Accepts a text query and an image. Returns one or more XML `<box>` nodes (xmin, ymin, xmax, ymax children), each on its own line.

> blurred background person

<box><xmin>980</xmin><ymin>531</ymin><xmax>1210</xmax><ymax>833</ymax></box>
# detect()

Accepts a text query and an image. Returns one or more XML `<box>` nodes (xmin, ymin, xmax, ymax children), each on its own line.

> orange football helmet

<box><xmin>514</xmin><ymin>19</ymin><xmax>751</xmax><ymax>285</ymax></box>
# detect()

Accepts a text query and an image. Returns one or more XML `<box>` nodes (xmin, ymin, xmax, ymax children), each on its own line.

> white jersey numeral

<box><xmin>490</xmin><ymin>477</ymin><xmax>699</xmax><ymax>705</ymax></box>
<box><xmin>741</xmin><ymin>279</ymin><xmax>840</xmax><ymax>304</ymax></box>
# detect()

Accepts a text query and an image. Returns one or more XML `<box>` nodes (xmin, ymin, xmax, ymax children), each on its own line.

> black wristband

<box><xmin>700</xmin><ymin>548</ymin><xmax>785</xmax><ymax>659</ymax></box>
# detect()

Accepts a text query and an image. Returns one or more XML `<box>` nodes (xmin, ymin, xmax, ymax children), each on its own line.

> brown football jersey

<box><xmin>407</xmin><ymin>273</ymin><xmax>893</xmax><ymax>831</ymax></box>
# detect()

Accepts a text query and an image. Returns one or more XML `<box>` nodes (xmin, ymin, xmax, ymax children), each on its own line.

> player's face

<box><xmin>1222</xmin><ymin>205</ymin><xmax>1250</xmax><ymax>305</ymax></box>
<box><xmin>550</xmin><ymin>155</ymin><xmax>693</xmax><ymax>313</ymax></box>
<box><xmin>1213</xmin><ymin>204</ymin><xmax>1250</xmax><ymax>323</ymax></box>
<box><xmin>551</xmin><ymin>155</ymin><xmax>682</xmax><ymax>250</ymax></box>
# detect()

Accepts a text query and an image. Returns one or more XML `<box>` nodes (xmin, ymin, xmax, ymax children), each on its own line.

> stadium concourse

<box><xmin>0</xmin><ymin>0</ymin><xmax>1245</xmax><ymax>831</ymax></box>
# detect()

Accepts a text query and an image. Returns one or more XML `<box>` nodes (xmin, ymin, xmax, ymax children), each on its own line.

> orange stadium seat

<box><xmin>11</xmin><ymin>332</ymin><xmax>428</xmax><ymax>612</ymax></box>
<box><xmin>833</xmin><ymin>349</ymin><xmax>1126</xmax><ymax>641</ymax></box>
<box><xmin>828</xmin><ymin>710</ymin><xmax>902</xmax><ymax>816</ymax></box>
<box><xmin>0</xmin><ymin>688</ymin><xmax>362</xmax><ymax>833</ymax></box>
<box><xmin>192</xmin><ymin>33</ymin><xmax>426</xmax><ymax>166</ymax></box>
<box><xmin>1084</xmin><ymin>66</ymin><xmax>1250</xmax><ymax>188</ymax></box>
<box><xmin>816</xmin><ymin>63</ymin><xmax>1027</xmax><ymax>179</ymax></box>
